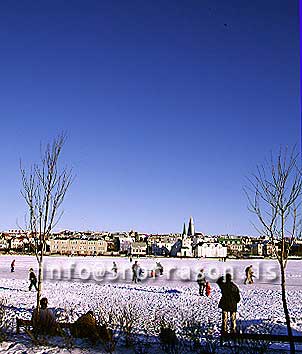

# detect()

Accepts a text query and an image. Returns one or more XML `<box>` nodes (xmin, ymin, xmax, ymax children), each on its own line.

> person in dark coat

<box><xmin>11</xmin><ymin>260</ymin><xmax>15</xmax><ymax>272</ymax></box>
<box><xmin>197</xmin><ymin>269</ymin><xmax>206</xmax><ymax>296</ymax></box>
<box><xmin>132</xmin><ymin>261</ymin><xmax>139</xmax><ymax>283</ymax></box>
<box><xmin>156</xmin><ymin>262</ymin><xmax>164</xmax><ymax>275</ymax></box>
<box><xmin>29</xmin><ymin>268</ymin><xmax>38</xmax><ymax>291</ymax></box>
<box><xmin>112</xmin><ymin>261</ymin><xmax>117</xmax><ymax>274</ymax></box>
<box><xmin>217</xmin><ymin>273</ymin><xmax>240</xmax><ymax>334</ymax></box>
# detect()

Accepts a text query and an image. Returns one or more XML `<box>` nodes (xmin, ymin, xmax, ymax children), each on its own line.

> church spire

<box><xmin>187</xmin><ymin>216</ymin><xmax>195</xmax><ymax>236</ymax></box>
<box><xmin>182</xmin><ymin>222</ymin><xmax>187</xmax><ymax>237</ymax></box>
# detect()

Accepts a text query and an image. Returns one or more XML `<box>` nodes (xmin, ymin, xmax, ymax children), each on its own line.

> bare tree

<box><xmin>244</xmin><ymin>146</ymin><xmax>302</xmax><ymax>354</ymax></box>
<box><xmin>20</xmin><ymin>134</ymin><xmax>73</xmax><ymax>311</ymax></box>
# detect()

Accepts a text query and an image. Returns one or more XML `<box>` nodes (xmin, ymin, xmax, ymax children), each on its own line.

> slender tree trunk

<box><xmin>280</xmin><ymin>262</ymin><xmax>295</xmax><ymax>354</ymax></box>
<box><xmin>36</xmin><ymin>258</ymin><xmax>43</xmax><ymax>312</ymax></box>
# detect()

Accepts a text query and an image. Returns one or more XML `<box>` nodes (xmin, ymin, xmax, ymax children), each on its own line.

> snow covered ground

<box><xmin>0</xmin><ymin>255</ymin><xmax>302</xmax><ymax>353</ymax></box>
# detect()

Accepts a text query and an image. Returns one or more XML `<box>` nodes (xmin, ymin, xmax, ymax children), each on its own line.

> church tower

<box><xmin>182</xmin><ymin>222</ymin><xmax>187</xmax><ymax>239</ymax></box>
<box><xmin>187</xmin><ymin>216</ymin><xmax>195</xmax><ymax>236</ymax></box>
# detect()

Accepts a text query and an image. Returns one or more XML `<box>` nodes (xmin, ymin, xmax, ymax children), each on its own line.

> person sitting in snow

<box><xmin>71</xmin><ymin>311</ymin><xmax>100</xmax><ymax>343</ymax></box>
<box><xmin>32</xmin><ymin>297</ymin><xmax>60</xmax><ymax>336</ymax></box>
<box><xmin>217</xmin><ymin>273</ymin><xmax>240</xmax><ymax>335</ymax></box>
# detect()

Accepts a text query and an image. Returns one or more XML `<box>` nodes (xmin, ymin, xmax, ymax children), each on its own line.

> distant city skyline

<box><xmin>0</xmin><ymin>0</ymin><xmax>299</xmax><ymax>235</ymax></box>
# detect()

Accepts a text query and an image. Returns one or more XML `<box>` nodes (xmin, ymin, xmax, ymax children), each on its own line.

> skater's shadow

<box><xmin>109</xmin><ymin>284</ymin><xmax>182</xmax><ymax>295</ymax></box>
<box><xmin>0</xmin><ymin>286</ymin><xmax>28</xmax><ymax>292</ymax></box>
<box><xmin>165</xmin><ymin>289</ymin><xmax>181</xmax><ymax>295</ymax></box>
<box><xmin>4</xmin><ymin>304</ymin><xmax>68</xmax><ymax>318</ymax></box>
<box><xmin>237</xmin><ymin>318</ymin><xmax>302</xmax><ymax>337</ymax></box>
<box><xmin>4</xmin><ymin>304</ymin><xmax>32</xmax><ymax>316</ymax></box>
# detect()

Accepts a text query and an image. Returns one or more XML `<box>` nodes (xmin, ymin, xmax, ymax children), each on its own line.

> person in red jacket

<box><xmin>205</xmin><ymin>281</ymin><xmax>211</xmax><ymax>297</ymax></box>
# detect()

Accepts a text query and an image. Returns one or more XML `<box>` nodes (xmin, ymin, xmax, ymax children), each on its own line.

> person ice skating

<box><xmin>29</xmin><ymin>268</ymin><xmax>38</xmax><ymax>291</ymax></box>
<box><xmin>217</xmin><ymin>273</ymin><xmax>240</xmax><ymax>335</ymax></box>
<box><xmin>112</xmin><ymin>261</ymin><xmax>117</xmax><ymax>274</ymax></box>
<box><xmin>137</xmin><ymin>264</ymin><xmax>144</xmax><ymax>282</ymax></box>
<box><xmin>205</xmin><ymin>281</ymin><xmax>211</xmax><ymax>297</ymax></box>
<box><xmin>32</xmin><ymin>297</ymin><xmax>59</xmax><ymax>335</ymax></box>
<box><xmin>130</xmin><ymin>256</ymin><xmax>133</xmax><ymax>263</ymax></box>
<box><xmin>197</xmin><ymin>269</ymin><xmax>206</xmax><ymax>296</ymax></box>
<box><xmin>156</xmin><ymin>262</ymin><xmax>163</xmax><ymax>275</ymax></box>
<box><xmin>11</xmin><ymin>260</ymin><xmax>15</xmax><ymax>272</ymax></box>
<box><xmin>244</xmin><ymin>265</ymin><xmax>254</xmax><ymax>284</ymax></box>
<box><xmin>132</xmin><ymin>261</ymin><xmax>139</xmax><ymax>283</ymax></box>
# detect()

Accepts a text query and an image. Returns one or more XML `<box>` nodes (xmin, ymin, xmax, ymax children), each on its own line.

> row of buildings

<box><xmin>1</xmin><ymin>217</ymin><xmax>299</xmax><ymax>258</ymax></box>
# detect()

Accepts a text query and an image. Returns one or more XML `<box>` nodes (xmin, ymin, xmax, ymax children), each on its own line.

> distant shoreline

<box><xmin>1</xmin><ymin>253</ymin><xmax>301</xmax><ymax>261</ymax></box>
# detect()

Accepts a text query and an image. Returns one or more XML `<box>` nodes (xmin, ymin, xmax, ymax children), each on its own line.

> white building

<box><xmin>178</xmin><ymin>237</ymin><xmax>193</xmax><ymax>257</ymax></box>
<box><xmin>10</xmin><ymin>238</ymin><xmax>25</xmax><ymax>250</ymax></box>
<box><xmin>262</xmin><ymin>240</ymin><xmax>278</xmax><ymax>257</ymax></box>
<box><xmin>49</xmin><ymin>238</ymin><xmax>107</xmax><ymax>256</ymax></box>
<box><xmin>0</xmin><ymin>238</ymin><xmax>8</xmax><ymax>250</ymax></box>
<box><xmin>194</xmin><ymin>243</ymin><xmax>227</xmax><ymax>258</ymax></box>
<box><xmin>131</xmin><ymin>242</ymin><xmax>147</xmax><ymax>256</ymax></box>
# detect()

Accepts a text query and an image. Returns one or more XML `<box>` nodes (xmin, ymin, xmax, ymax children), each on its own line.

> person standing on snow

<box><xmin>197</xmin><ymin>269</ymin><xmax>206</xmax><ymax>296</ymax></box>
<box><xmin>217</xmin><ymin>273</ymin><xmax>240</xmax><ymax>334</ymax></box>
<box><xmin>136</xmin><ymin>262</ymin><xmax>144</xmax><ymax>282</ymax></box>
<box><xmin>244</xmin><ymin>265</ymin><xmax>254</xmax><ymax>284</ymax></box>
<box><xmin>132</xmin><ymin>261</ymin><xmax>139</xmax><ymax>283</ymax></box>
<box><xmin>112</xmin><ymin>261</ymin><xmax>117</xmax><ymax>274</ymax></box>
<box><xmin>156</xmin><ymin>262</ymin><xmax>164</xmax><ymax>275</ymax></box>
<box><xmin>205</xmin><ymin>281</ymin><xmax>211</xmax><ymax>297</ymax></box>
<box><xmin>11</xmin><ymin>260</ymin><xmax>15</xmax><ymax>272</ymax></box>
<box><xmin>29</xmin><ymin>268</ymin><xmax>38</xmax><ymax>291</ymax></box>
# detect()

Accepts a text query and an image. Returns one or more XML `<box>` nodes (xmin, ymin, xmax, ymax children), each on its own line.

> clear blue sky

<box><xmin>0</xmin><ymin>0</ymin><xmax>299</xmax><ymax>235</ymax></box>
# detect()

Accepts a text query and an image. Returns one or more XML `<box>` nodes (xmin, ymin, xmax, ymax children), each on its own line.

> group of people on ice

<box><xmin>195</xmin><ymin>265</ymin><xmax>257</xmax><ymax>334</ymax></box>
<box><xmin>197</xmin><ymin>264</ymin><xmax>255</xmax><ymax>297</ymax></box>
<box><xmin>29</xmin><ymin>268</ymin><xmax>241</xmax><ymax>339</ymax></box>
<box><xmin>197</xmin><ymin>268</ymin><xmax>211</xmax><ymax>296</ymax></box>
<box><xmin>196</xmin><ymin>268</ymin><xmax>241</xmax><ymax>334</ymax></box>
<box><xmin>110</xmin><ymin>259</ymin><xmax>164</xmax><ymax>283</ymax></box>
<box><xmin>15</xmin><ymin>257</ymin><xmax>247</xmax><ymax>337</ymax></box>
<box><xmin>131</xmin><ymin>261</ymin><xmax>164</xmax><ymax>282</ymax></box>
<box><xmin>23</xmin><ymin>259</ymin><xmax>249</xmax><ymax>338</ymax></box>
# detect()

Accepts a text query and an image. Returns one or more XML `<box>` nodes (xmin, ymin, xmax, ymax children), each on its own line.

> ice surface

<box><xmin>0</xmin><ymin>255</ymin><xmax>301</xmax><ymax>353</ymax></box>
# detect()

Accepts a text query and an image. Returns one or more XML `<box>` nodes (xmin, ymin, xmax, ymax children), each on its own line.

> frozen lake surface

<box><xmin>0</xmin><ymin>255</ymin><xmax>301</xmax><ymax>353</ymax></box>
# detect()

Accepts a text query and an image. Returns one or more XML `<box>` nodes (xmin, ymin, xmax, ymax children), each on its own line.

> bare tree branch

<box><xmin>20</xmin><ymin>133</ymin><xmax>73</xmax><ymax>310</ymax></box>
<box><xmin>245</xmin><ymin>145</ymin><xmax>301</xmax><ymax>354</ymax></box>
